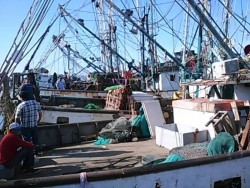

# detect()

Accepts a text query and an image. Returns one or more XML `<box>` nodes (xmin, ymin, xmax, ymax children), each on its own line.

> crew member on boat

<box><xmin>19</xmin><ymin>77</ymin><xmax>35</xmax><ymax>100</ymax></box>
<box><xmin>0</xmin><ymin>123</ymin><xmax>36</xmax><ymax>173</ymax></box>
<box><xmin>56</xmin><ymin>77</ymin><xmax>65</xmax><ymax>90</ymax></box>
<box><xmin>15</xmin><ymin>91</ymin><xmax>42</xmax><ymax>155</ymax></box>
<box><xmin>19</xmin><ymin>73</ymin><xmax>40</xmax><ymax>102</ymax></box>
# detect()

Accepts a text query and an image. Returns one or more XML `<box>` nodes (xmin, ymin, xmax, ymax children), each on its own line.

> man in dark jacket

<box><xmin>19</xmin><ymin>73</ymin><xmax>40</xmax><ymax>102</ymax></box>
<box><xmin>0</xmin><ymin>123</ymin><xmax>36</xmax><ymax>172</ymax></box>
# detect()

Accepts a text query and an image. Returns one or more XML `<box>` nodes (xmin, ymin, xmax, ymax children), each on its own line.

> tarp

<box><xmin>160</xmin><ymin>154</ymin><xmax>185</xmax><ymax>163</ymax></box>
<box><xmin>93</xmin><ymin>137</ymin><xmax>111</xmax><ymax>145</ymax></box>
<box><xmin>104</xmin><ymin>85</ymin><xmax>123</xmax><ymax>91</ymax></box>
<box><xmin>83</xmin><ymin>103</ymin><xmax>102</xmax><ymax>109</ymax></box>
<box><xmin>132</xmin><ymin>107</ymin><xmax>151</xmax><ymax>138</ymax></box>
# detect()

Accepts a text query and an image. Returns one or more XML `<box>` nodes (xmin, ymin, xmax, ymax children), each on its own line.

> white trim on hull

<box><xmin>41</xmin><ymin>110</ymin><xmax>115</xmax><ymax>123</ymax></box>
<box><xmin>41</xmin><ymin>106</ymin><xmax>119</xmax><ymax>123</ymax></box>
<box><xmin>40</xmin><ymin>89</ymin><xmax>107</xmax><ymax>99</ymax></box>
<box><xmin>3</xmin><ymin>150</ymin><xmax>250</xmax><ymax>187</ymax></box>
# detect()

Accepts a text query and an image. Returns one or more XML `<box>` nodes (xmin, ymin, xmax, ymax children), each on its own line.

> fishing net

<box><xmin>98</xmin><ymin>117</ymin><xmax>132</xmax><ymax>142</ymax></box>
<box><xmin>169</xmin><ymin>132</ymin><xmax>238</xmax><ymax>160</ymax></box>
<box><xmin>207</xmin><ymin>132</ymin><xmax>237</xmax><ymax>156</ymax></box>
<box><xmin>131</xmin><ymin>107</ymin><xmax>151</xmax><ymax>138</ymax></box>
<box><xmin>169</xmin><ymin>142</ymin><xmax>209</xmax><ymax>160</ymax></box>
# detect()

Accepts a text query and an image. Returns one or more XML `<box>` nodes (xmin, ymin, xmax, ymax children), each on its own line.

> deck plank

<box><xmin>13</xmin><ymin>139</ymin><xmax>169</xmax><ymax>180</ymax></box>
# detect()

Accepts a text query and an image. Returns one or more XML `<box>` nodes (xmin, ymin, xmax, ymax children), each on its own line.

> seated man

<box><xmin>0</xmin><ymin>123</ymin><xmax>36</xmax><ymax>173</ymax></box>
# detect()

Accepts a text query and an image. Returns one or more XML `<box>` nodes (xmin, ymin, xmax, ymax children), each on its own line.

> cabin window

<box><xmin>57</xmin><ymin>117</ymin><xmax>69</xmax><ymax>124</ymax></box>
<box><xmin>214</xmin><ymin>177</ymin><xmax>241</xmax><ymax>188</ymax></box>
<box><xmin>170</xmin><ymin>74</ymin><xmax>175</xmax><ymax>81</ymax></box>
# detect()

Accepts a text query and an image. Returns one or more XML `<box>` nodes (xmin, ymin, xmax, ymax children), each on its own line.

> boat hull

<box><xmin>2</xmin><ymin>150</ymin><xmax>250</xmax><ymax>187</ymax></box>
<box><xmin>37</xmin><ymin>120</ymin><xmax>111</xmax><ymax>148</ymax></box>
<box><xmin>41</xmin><ymin>106</ymin><xmax>118</xmax><ymax>124</ymax></box>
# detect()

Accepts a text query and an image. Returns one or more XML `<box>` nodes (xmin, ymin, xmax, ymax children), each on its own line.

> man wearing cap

<box><xmin>15</xmin><ymin>91</ymin><xmax>42</xmax><ymax>155</ymax></box>
<box><xmin>0</xmin><ymin>123</ymin><xmax>35</xmax><ymax>172</ymax></box>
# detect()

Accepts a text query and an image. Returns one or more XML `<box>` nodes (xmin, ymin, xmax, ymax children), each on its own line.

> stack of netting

<box><xmin>169</xmin><ymin>132</ymin><xmax>238</xmax><ymax>160</ymax></box>
<box><xmin>169</xmin><ymin>142</ymin><xmax>209</xmax><ymax>160</ymax></box>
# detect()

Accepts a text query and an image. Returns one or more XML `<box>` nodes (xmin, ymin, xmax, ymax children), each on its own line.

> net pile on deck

<box><xmin>169</xmin><ymin>132</ymin><xmax>238</xmax><ymax>160</ymax></box>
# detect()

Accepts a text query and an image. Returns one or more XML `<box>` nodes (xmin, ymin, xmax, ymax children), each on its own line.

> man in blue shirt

<box><xmin>19</xmin><ymin>73</ymin><xmax>40</xmax><ymax>102</ymax></box>
<box><xmin>56</xmin><ymin>77</ymin><xmax>65</xmax><ymax>90</ymax></box>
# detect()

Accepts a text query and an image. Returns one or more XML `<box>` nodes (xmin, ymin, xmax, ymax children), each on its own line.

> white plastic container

<box><xmin>155</xmin><ymin>123</ymin><xmax>208</xmax><ymax>149</ymax></box>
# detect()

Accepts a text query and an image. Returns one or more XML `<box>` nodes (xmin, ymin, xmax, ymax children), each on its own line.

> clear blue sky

<box><xmin>0</xmin><ymin>0</ymin><xmax>249</xmax><ymax>76</ymax></box>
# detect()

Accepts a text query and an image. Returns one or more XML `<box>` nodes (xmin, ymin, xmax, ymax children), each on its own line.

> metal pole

<box><xmin>140</xmin><ymin>9</ymin><xmax>146</xmax><ymax>90</ymax></box>
<box><xmin>109</xmin><ymin>24</ymin><xmax>113</xmax><ymax>72</ymax></box>
<box><xmin>67</xmin><ymin>46</ymin><xmax>106</xmax><ymax>73</ymax></box>
<box><xmin>186</xmin><ymin>0</ymin><xmax>236</xmax><ymax>59</ymax></box>
<box><xmin>104</xmin><ymin>0</ymin><xmax>187</xmax><ymax>71</ymax></box>
<box><xmin>60</xmin><ymin>6</ymin><xmax>144</xmax><ymax>76</ymax></box>
<box><xmin>67</xmin><ymin>46</ymin><xmax>71</xmax><ymax>75</ymax></box>
<box><xmin>182</xmin><ymin>1</ymin><xmax>190</xmax><ymax>81</ymax></box>
<box><xmin>224</xmin><ymin>0</ymin><xmax>230</xmax><ymax>40</ymax></box>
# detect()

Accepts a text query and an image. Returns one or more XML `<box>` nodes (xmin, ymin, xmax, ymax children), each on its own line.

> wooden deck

<box><xmin>14</xmin><ymin>139</ymin><xmax>169</xmax><ymax>180</ymax></box>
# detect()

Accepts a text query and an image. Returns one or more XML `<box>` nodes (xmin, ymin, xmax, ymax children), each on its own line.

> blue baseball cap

<box><xmin>9</xmin><ymin>123</ymin><xmax>21</xmax><ymax>131</ymax></box>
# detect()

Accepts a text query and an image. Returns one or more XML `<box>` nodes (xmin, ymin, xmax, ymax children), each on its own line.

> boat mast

<box><xmin>182</xmin><ymin>0</ymin><xmax>190</xmax><ymax>81</ymax></box>
<box><xmin>104</xmin><ymin>0</ymin><xmax>188</xmax><ymax>72</ymax></box>
<box><xmin>60</xmin><ymin>6</ymin><xmax>144</xmax><ymax>76</ymax></box>
<box><xmin>67</xmin><ymin>45</ymin><xmax>71</xmax><ymax>76</ymax></box>
<box><xmin>149</xmin><ymin>0</ymin><xmax>156</xmax><ymax>90</ymax></box>
<box><xmin>195</xmin><ymin>0</ymin><xmax>207</xmax><ymax>98</ymax></box>
<box><xmin>204</xmin><ymin>0</ymin><xmax>214</xmax><ymax>79</ymax></box>
<box><xmin>108</xmin><ymin>2</ymin><xmax>114</xmax><ymax>73</ymax></box>
<box><xmin>224</xmin><ymin>0</ymin><xmax>230</xmax><ymax>42</ymax></box>
<box><xmin>140</xmin><ymin>7</ymin><xmax>146</xmax><ymax>90</ymax></box>
<box><xmin>97</xmin><ymin>0</ymin><xmax>108</xmax><ymax>72</ymax></box>
<box><xmin>222</xmin><ymin>0</ymin><xmax>231</xmax><ymax>60</ymax></box>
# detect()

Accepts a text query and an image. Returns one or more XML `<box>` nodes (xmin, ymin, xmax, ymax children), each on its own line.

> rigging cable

<box><xmin>7</xmin><ymin>0</ymin><xmax>54</xmax><ymax>73</ymax></box>
<box><xmin>194</xmin><ymin>0</ymin><xmax>241</xmax><ymax>58</ymax></box>
<box><xmin>239</xmin><ymin>0</ymin><xmax>250</xmax><ymax>55</ymax></box>
<box><xmin>62</xmin><ymin>15</ymin><xmax>102</xmax><ymax>64</ymax></box>
<box><xmin>24</xmin><ymin>14</ymin><xmax>60</xmax><ymax>72</ymax></box>
<box><xmin>61</xmin><ymin>5</ymin><xmax>144</xmax><ymax>76</ymax></box>
<box><xmin>151</xmin><ymin>1</ymin><xmax>192</xmax><ymax>54</ymax></box>
<box><xmin>217</xmin><ymin>0</ymin><xmax>250</xmax><ymax>35</ymax></box>
<box><xmin>1</xmin><ymin>0</ymin><xmax>43</xmax><ymax>72</ymax></box>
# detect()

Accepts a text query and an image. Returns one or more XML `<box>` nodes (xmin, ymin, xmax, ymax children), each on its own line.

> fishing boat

<box><xmin>1</xmin><ymin>0</ymin><xmax>250</xmax><ymax>187</ymax></box>
<box><xmin>0</xmin><ymin>98</ymin><xmax>249</xmax><ymax>188</ymax></box>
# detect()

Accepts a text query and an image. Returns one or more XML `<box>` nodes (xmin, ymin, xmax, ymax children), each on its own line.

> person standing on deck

<box><xmin>56</xmin><ymin>77</ymin><xmax>65</xmax><ymax>90</ymax></box>
<box><xmin>19</xmin><ymin>73</ymin><xmax>40</xmax><ymax>102</ymax></box>
<box><xmin>52</xmin><ymin>72</ymin><xmax>58</xmax><ymax>89</ymax></box>
<box><xmin>15</xmin><ymin>91</ymin><xmax>42</xmax><ymax>155</ymax></box>
<box><xmin>0</xmin><ymin>122</ymin><xmax>36</xmax><ymax>173</ymax></box>
<box><xmin>19</xmin><ymin>77</ymin><xmax>35</xmax><ymax>100</ymax></box>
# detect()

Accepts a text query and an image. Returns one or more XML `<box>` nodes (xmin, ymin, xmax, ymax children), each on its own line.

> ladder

<box><xmin>204</xmin><ymin>111</ymin><xmax>238</xmax><ymax>136</ymax></box>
